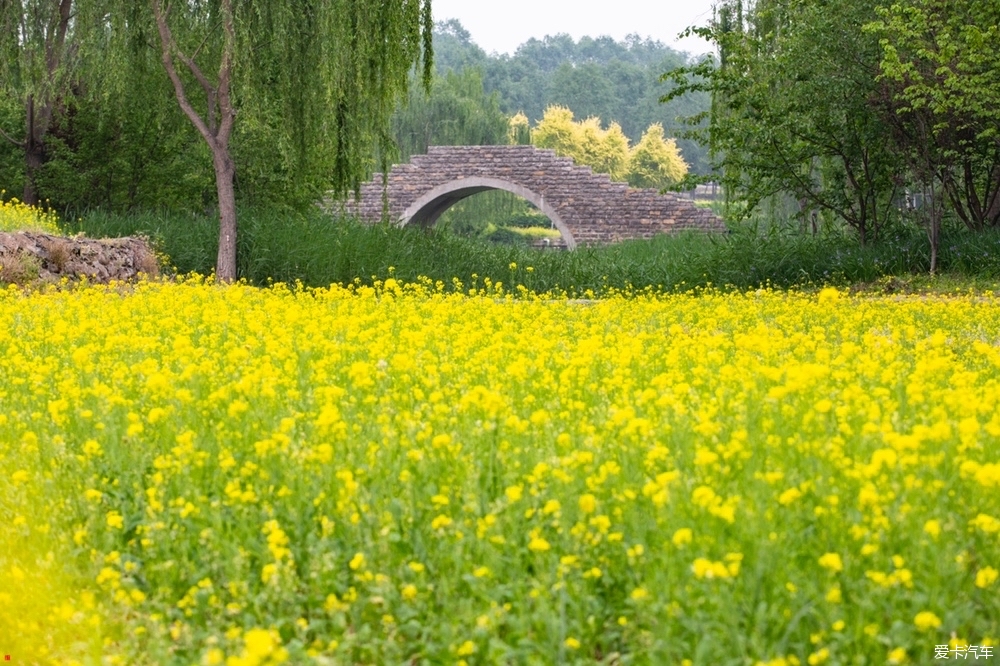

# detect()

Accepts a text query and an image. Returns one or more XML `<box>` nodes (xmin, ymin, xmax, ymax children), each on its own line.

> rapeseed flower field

<box><xmin>1</xmin><ymin>278</ymin><xmax>998</xmax><ymax>664</ymax></box>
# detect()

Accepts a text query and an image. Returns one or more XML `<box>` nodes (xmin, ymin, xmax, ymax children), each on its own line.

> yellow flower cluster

<box><xmin>0</xmin><ymin>279</ymin><xmax>998</xmax><ymax>664</ymax></box>
<box><xmin>0</xmin><ymin>193</ymin><xmax>60</xmax><ymax>232</ymax></box>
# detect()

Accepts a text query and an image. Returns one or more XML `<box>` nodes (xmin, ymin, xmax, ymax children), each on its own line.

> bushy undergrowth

<box><xmin>71</xmin><ymin>207</ymin><xmax>1000</xmax><ymax>291</ymax></box>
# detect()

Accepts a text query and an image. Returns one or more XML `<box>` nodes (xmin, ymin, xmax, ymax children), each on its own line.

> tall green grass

<box><xmin>72</xmin><ymin>208</ymin><xmax>1000</xmax><ymax>292</ymax></box>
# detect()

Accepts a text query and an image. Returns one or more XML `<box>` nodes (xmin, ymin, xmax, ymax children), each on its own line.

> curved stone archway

<box><xmin>400</xmin><ymin>176</ymin><xmax>578</xmax><ymax>249</ymax></box>
<box><xmin>344</xmin><ymin>145</ymin><xmax>725</xmax><ymax>247</ymax></box>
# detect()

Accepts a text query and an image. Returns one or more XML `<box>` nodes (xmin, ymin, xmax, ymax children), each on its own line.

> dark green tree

<box><xmin>431</xmin><ymin>19</ymin><xmax>490</xmax><ymax>73</ymax></box>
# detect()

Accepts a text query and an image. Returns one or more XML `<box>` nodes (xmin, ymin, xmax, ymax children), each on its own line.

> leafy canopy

<box><xmin>628</xmin><ymin>124</ymin><xmax>689</xmax><ymax>190</ymax></box>
<box><xmin>531</xmin><ymin>106</ymin><xmax>687</xmax><ymax>188</ymax></box>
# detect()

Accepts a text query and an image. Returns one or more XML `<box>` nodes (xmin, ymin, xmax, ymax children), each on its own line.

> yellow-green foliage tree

<box><xmin>577</xmin><ymin>117</ymin><xmax>631</xmax><ymax>182</ymax></box>
<box><xmin>531</xmin><ymin>106</ymin><xmax>630</xmax><ymax>181</ymax></box>
<box><xmin>627</xmin><ymin>123</ymin><xmax>688</xmax><ymax>190</ymax></box>
<box><xmin>531</xmin><ymin>106</ymin><xmax>578</xmax><ymax>156</ymax></box>
<box><xmin>508</xmin><ymin>112</ymin><xmax>531</xmax><ymax>146</ymax></box>
<box><xmin>530</xmin><ymin>106</ymin><xmax>687</xmax><ymax>187</ymax></box>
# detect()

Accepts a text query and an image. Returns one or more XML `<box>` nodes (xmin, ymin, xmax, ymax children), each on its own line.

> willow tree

<box><xmin>392</xmin><ymin>68</ymin><xmax>508</xmax><ymax>163</ymax></box>
<box><xmin>108</xmin><ymin>0</ymin><xmax>432</xmax><ymax>281</ymax></box>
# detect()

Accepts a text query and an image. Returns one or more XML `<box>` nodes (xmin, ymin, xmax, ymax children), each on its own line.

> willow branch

<box><xmin>151</xmin><ymin>0</ymin><xmax>214</xmax><ymax>145</ymax></box>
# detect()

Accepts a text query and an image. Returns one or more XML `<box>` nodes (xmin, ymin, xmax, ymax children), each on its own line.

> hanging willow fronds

<box><xmin>230</xmin><ymin>0</ymin><xmax>434</xmax><ymax>196</ymax></box>
<box><xmin>94</xmin><ymin>0</ymin><xmax>433</xmax><ymax>198</ymax></box>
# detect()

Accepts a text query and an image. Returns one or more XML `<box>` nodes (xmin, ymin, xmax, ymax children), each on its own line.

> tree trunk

<box><xmin>152</xmin><ymin>0</ymin><xmax>238</xmax><ymax>281</ymax></box>
<box><xmin>928</xmin><ymin>210</ymin><xmax>939</xmax><ymax>276</ymax></box>
<box><xmin>23</xmin><ymin>96</ymin><xmax>43</xmax><ymax>206</ymax></box>
<box><xmin>24</xmin><ymin>142</ymin><xmax>44</xmax><ymax>206</ymax></box>
<box><xmin>987</xmin><ymin>168</ymin><xmax>1000</xmax><ymax>227</ymax></box>
<box><xmin>213</xmin><ymin>149</ymin><xmax>238</xmax><ymax>282</ymax></box>
<box><xmin>924</xmin><ymin>181</ymin><xmax>941</xmax><ymax>276</ymax></box>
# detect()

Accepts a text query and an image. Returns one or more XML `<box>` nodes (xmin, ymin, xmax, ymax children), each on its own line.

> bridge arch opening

<box><xmin>399</xmin><ymin>176</ymin><xmax>577</xmax><ymax>250</ymax></box>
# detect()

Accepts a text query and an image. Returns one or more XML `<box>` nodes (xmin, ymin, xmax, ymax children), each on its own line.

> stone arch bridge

<box><xmin>343</xmin><ymin>145</ymin><xmax>725</xmax><ymax>249</ymax></box>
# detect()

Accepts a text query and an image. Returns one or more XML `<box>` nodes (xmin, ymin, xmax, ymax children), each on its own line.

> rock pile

<box><xmin>0</xmin><ymin>231</ymin><xmax>158</xmax><ymax>285</ymax></box>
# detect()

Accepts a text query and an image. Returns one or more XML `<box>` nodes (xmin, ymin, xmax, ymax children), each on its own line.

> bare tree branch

<box><xmin>156</xmin><ymin>5</ymin><xmax>226</xmax><ymax>137</ymax></box>
<box><xmin>174</xmin><ymin>46</ymin><xmax>216</xmax><ymax>104</ymax></box>
<box><xmin>173</xmin><ymin>44</ymin><xmax>219</xmax><ymax>134</ymax></box>
<box><xmin>0</xmin><ymin>124</ymin><xmax>25</xmax><ymax>149</ymax></box>
<box><xmin>151</xmin><ymin>0</ymin><xmax>214</xmax><ymax>145</ymax></box>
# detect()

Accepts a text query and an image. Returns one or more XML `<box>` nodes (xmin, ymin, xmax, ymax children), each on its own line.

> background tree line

<box><xmin>413</xmin><ymin>20</ymin><xmax>711</xmax><ymax>174</ymax></box>
<box><xmin>666</xmin><ymin>0</ymin><xmax>1000</xmax><ymax>269</ymax></box>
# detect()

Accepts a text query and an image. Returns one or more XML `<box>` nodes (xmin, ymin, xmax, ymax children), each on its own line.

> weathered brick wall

<box><xmin>342</xmin><ymin>145</ymin><xmax>726</xmax><ymax>247</ymax></box>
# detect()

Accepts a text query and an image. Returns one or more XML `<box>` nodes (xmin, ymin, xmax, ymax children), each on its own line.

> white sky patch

<box><xmin>432</xmin><ymin>0</ymin><xmax>717</xmax><ymax>57</ymax></box>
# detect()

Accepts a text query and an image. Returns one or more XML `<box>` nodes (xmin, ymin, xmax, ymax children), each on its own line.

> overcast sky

<box><xmin>432</xmin><ymin>0</ymin><xmax>718</xmax><ymax>57</ymax></box>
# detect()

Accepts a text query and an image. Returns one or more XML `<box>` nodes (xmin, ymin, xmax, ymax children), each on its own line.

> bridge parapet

<box><xmin>343</xmin><ymin>145</ymin><xmax>726</xmax><ymax>248</ymax></box>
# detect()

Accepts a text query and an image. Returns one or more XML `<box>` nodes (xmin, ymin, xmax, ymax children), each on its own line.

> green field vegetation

<box><xmin>68</xmin><ymin>207</ymin><xmax>1000</xmax><ymax>295</ymax></box>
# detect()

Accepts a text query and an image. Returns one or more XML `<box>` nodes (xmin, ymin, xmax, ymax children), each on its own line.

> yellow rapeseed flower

<box><xmin>975</xmin><ymin>567</ymin><xmax>998</xmax><ymax>589</ymax></box>
<box><xmin>818</xmin><ymin>553</ymin><xmax>843</xmax><ymax>574</ymax></box>
<box><xmin>106</xmin><ymin>511</ymin><xmax>124</xmax><ymax>529</ymax></box>
<box><xmin>914</xmin><ymin>611</ymin><xmax>942</xmax><ymax>631</ymax></box>
<box><xmin>887</xmin><ymin>647</ymin><xmax>906</xmax><ymax>664</ymax></box>
<box><xmin>672</xmin><ymin>528</ymin><xmax>693</xmax><ymax>547</ymax></box>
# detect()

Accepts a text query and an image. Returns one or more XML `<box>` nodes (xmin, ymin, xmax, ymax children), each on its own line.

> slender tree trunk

<box><xmin>987</xmin><ymin>168</ymin><xmax>1000</xmax><ymax>227</ymax></box>
<box><xmin>928</xmin><ymin>209</ymin><xmax>939</xmax><ymax>276</ymax></box>
<box><xmin>923</xmin><ymin>181</ymin><xmax>942</xmax><ymax>276</ymax></box>
<box><xmin>213</xmin><ymin>150</ymin><xmax>238</xmax><ymax>281</ymax></box>
<box><xmin>24</xmin><ymin>146</ymin><xmax>43</xmax><ymax>205</ymax></box>
<box><xmin>152</xmin><ymin>0</ymin><xmax>238</xmax><ymax>281</ymax></box>
<box><xmin>24</xmin><ymin>96</ymin><xmax>43</xmax><ymax>205</ymax></box>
